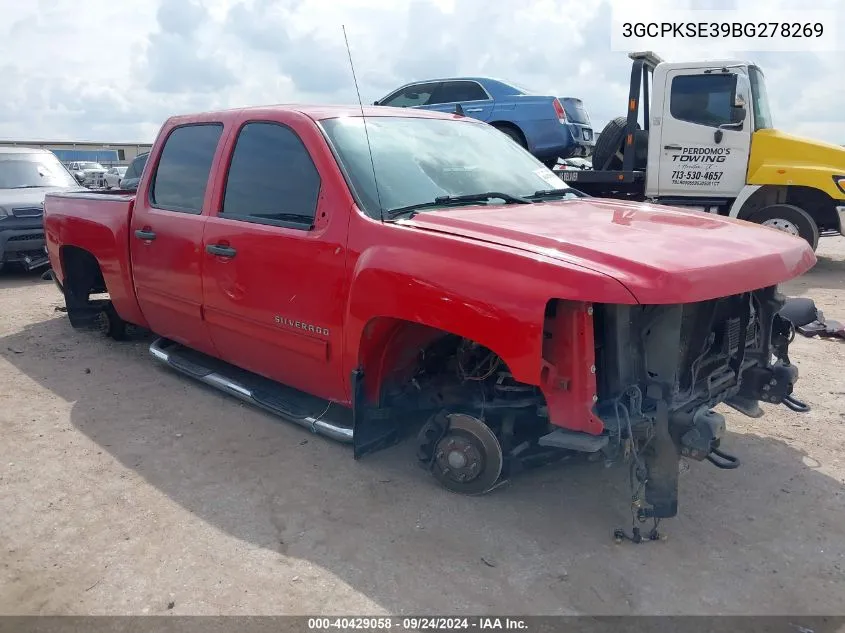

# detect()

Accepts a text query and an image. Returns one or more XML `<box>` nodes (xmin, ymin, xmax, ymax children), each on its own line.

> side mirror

<box><xmin>730</xmin><ymin>104</ymin><xmax>746</xmax><ymax>124</ymax></box>
<box><xmin>372</xmin><ymin>100</ymin><xmax>379</xmax><ymax>106</ymax></box>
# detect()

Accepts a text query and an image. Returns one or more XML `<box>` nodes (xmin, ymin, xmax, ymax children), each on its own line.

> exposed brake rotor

<box><xmin>417</xmin><ymin>412</ymin><xmax>503</xmax><ymax>495</ymax></box>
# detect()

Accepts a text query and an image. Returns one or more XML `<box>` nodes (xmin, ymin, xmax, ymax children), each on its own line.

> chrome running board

<box><xmin>149</xmin><ymin>337</ymin><xmax>354</xmax><ymax>443</ymax></box>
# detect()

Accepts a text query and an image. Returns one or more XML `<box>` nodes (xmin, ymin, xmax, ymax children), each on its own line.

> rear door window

<box><xmin>221</xmin><ymin>122</ymin><xmax>320</xmax><ymax>230</ymax></box>
<box><xmin>150</xmin><ymin>124</ymin><xmax>223</xmax><ymax>213</ymax></box>
<box><xmin>430</xmin><ymin>81</ymin><xmax>488</xmax><ymax>104</ymax></box>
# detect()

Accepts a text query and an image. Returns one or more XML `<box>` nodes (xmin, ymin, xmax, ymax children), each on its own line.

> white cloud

<box><xmin>0</xmin><ymin>0</ymin><xmax>842</xmax><ymax>144</ymax></box>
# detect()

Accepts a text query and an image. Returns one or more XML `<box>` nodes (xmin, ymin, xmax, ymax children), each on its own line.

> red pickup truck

<box><xmin>43</xmin><ymin>104</ymin><xmax>815</xmax><ymax>525</ymax></box>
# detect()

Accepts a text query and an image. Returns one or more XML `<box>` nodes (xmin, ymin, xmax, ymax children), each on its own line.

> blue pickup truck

<box><xmin>374</xmin><ymin>77</ymin><xmax>593</xmax><ymax>166</ymax></box>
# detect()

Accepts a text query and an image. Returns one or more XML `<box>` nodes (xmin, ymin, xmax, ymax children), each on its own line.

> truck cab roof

<box><xmin>163</xmin><ymin>104</ymin><xmax>476</xmax><ymax>128</ymax></box>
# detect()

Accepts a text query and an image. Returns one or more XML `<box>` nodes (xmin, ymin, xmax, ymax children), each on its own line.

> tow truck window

<box><xmin>221</xmin><ymin>122</ymin><xmax>320</xmax><ymax>229</ymax></box>
<box><xmin>669</xmin><ymin>74</ymin><xmax>736</xmax><ymax>128</ymax></box>
<box><xmin>150</xmin><ymin>123</ymin><xmax>223</xmax><ymax>214</ymax></box>
<box><xmin>749</xmin><ymin>66</ymin><xmax>773</xmax><ymax>130</ymax></box>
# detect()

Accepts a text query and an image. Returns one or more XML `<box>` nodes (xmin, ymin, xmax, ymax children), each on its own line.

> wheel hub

<box><xmin>436</xmin><ymin>436</ymin><xmax>482</xmax><ymax>482</ymax></box>
<box><xmin>417</xmin><ymin>412</ymin><xmax>503</xmax><ymax>495</ymax></box>
<box><xmin>761</xmin><ymin>217</ymin><xmax>799</xmax><ymax>237</ymax></box>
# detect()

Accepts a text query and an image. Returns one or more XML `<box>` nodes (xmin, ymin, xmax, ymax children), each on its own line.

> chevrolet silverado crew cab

<box><xmin>557</xmin><ymin>52</ymin><xmax>845</xmax><ymax>252</ymax></box>
<box><xmin>43</xmin><ymin>104</ymin><xmax>815</xmax><ymax>526</ymax></box>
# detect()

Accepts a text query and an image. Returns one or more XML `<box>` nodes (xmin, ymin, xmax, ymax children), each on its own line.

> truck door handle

<box><xmin>206</xmin><ymin>244</ymin><xmax>237</xmax><ymax>258</ymax></box>
<box><xmin>465</xmin><ymin>107</ymin><xmax>483</xmax><ymax>112</ymax></box>
<box><xmin>134</xmin><ymin>229</ymin><xmax>156</xmax><ymax>240</ymax></box>
<box><xmin>664</xmin><ymin>144</ymin><xmax>682</xmax><ymax>150</ymax></box>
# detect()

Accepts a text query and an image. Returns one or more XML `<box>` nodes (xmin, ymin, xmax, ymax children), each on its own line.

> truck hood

<box><xmin>748</xmin><ymin>129</ymin><xmax>845</xmax><ymax>200</ymax></box>
<box><xmin>752</xmin><ymin>129</ymin><xmax>845</xmax><ymax>170</ymax></box>
<box><xmin>403</xmin><ymin>198</ymin><xmax>816</xmax><ymax>304</ymax></box>
<box><xmin>0</xmin><ymin>187</ymin><xmax>81</xmax><ymax>213</ymax></box>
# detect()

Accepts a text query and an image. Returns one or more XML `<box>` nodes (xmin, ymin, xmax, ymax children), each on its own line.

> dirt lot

<box><xmin>1</xmin><ymin>239</ymin><xmax>844</xmax><ymax>616</ymax></box>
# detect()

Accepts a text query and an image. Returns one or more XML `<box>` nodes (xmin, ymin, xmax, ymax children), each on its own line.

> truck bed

<box><xmin>43</xmin><ymin>190</ymin><xmax>147</xmax><ymax>328</ymax></box>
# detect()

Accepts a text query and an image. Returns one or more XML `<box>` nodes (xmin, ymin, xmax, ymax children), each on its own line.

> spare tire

<box><xmin>593</xmin><ymin>116</ymin><xmax>637</xmax><ymax>171</ymax></box>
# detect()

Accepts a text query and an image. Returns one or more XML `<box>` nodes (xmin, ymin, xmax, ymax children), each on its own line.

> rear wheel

<box><xmin>747</xmin><ymin>203</ymin><xmax>819</xmax><ymax>251</ymax></box>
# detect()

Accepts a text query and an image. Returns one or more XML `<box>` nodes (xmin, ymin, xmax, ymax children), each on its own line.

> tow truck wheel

<box><xmin>417</xmin><ymin>412</ymin><xmax>503</xmax><ymax>495</ymax></box>
<box><xmin>748</xmin><ymin>203</ymin><xmax>819</xmax><ymax>252</ymax></box>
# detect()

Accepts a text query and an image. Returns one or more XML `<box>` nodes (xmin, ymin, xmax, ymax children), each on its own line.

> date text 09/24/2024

<box><xmin>307</xmin><ymin>617</ymin><xmax>529</xmax><ymax>631</ymax></box>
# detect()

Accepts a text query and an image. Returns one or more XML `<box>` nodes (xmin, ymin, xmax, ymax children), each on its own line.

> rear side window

<box><xmin>221</xmin><ymin>122</ymin><xmax>320</xmax><ymax>229</ymax></box>
<box><xmin>430</xmin><ymin>81</ymin><xmax>488</xmax><ymax>104</ymax></box>
<box><xmin>151</xmin><ymin>124</ymin><xmax>223</xmax><ymax>213</ymax></box>
<box><xmin>670</xmin><ymin>74</ymin><xmax>736</xmax><ymax>128</ymax></box>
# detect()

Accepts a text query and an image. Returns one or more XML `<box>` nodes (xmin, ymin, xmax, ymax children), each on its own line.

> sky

<box><xmin>0</xmin><ymin>0</ymin><xmax>843</xmax><ymax>144</ymax></box>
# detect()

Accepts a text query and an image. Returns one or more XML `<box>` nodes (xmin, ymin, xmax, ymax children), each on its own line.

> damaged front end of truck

<box><xmin>590</xmin><ymin>285</ymin><xmax>798</xmax><ymax>535</ymax></box>
<box><xmin>374</xmin><ymin>284</ymin><xmax>803</xmax><ymax>536</ymax></box>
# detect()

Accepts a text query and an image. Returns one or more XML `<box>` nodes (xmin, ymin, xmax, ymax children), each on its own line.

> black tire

<box><xmin>494</xmin><ymin>124</ymin><xmax>527</xmax><ymax>149</ymax></box>
<box><xmin>747</xmin><ymin>203</ymin><xmax>819</xmax><ymax>251</ymax></box>
<box><xmin>592</xmin><ymin>116</ymin><xmax>632</xmax><ymax>171</ymax></box>
<box><xmin>99</xmin><ymin>304</ymin><xmax>128</xmax><ymax>341</ymax></box>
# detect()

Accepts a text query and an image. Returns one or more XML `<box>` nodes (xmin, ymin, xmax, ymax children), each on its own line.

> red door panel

<box><xmin>202</xmin><ymin>217</ymin><xmax>346</xmax><ymax>401</ymax></box>
<box><xmin>130</xmin><ymin>210</ymin><xmax>213</xmax><ymax>351</ymax></box>
<box><xmin>129</xmin><ymin>121</ymin><xmax>225</xmax><ymax>354</ymax></box>
<box><xmin>199</xmin><ymin>114</ymin><xmax>354</xmax><ymax>404</ymax></box>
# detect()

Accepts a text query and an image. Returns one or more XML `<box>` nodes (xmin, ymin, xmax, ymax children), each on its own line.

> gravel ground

<box><xmin>1</xmin><ymin>238</ymin><xmax>844</xmax><ymax>616</ymax></box>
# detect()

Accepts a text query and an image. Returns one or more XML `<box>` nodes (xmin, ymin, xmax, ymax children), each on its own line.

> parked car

<box><xmin>44</xmin><ymin>104</ymin><xmax>813</xmax><ymax>526</ymax></box>
<box><xmin>0</xmin><ymin>147</ymin><xmax>81</xmax><ymax>271</ymax></box>
<box><xmin>374</xmin><ymin>77</ymin><xmax>593</xmax><ymax>166</ymax></box>
<box><xmin>66</xmin><ymin>161</ymin><xmax>107</xmax><ymax>187</ymax></box>
<box><xmin>103</xmin><ymin>166</ymin><xmax>127</xmax><ymax>189</ymax></box>
<box><xmin>118</xmin><ymin>152</ymin><xmax>148</xmax><ymax>191</ymax></box>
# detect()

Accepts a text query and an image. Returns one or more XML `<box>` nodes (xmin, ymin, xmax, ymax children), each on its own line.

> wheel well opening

<box><xmin>490</xmin><ymin>121</ymin><xmax>526</xmax><ymax>144</ymax></box>
<box><xmin>739</xmin><ymin>185</ymin><xmax>839</xmax><ymax>230</ymax></box>
<box><xmin>358</xmin><ymin>317</ymin><xmax>538</xmax><ymax>414</ymax></box>
<box><xmin>60</xmin><ymin>246</ymin><xmax>106</xmax><ymax>297</ymax></box>
<box><xmin>358</xmin><ymin>317</ymin><xmax>550</xmax><ymax>476</ymax></box>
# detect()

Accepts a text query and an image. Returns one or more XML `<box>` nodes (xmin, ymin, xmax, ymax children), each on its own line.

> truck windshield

<box><xmin>0</xmin><ymin>153</ymin><xmax>79</xmax><ymax>189</ymax></box>
<box><xmin>749</xmin><ymin>66</ymin><xmax>773</xmax><ymax>130</ymax></box>
<box><xmin>320</xmin><ymin>116</ymin><xmax>572</xmax><ymax>219</ymax></box>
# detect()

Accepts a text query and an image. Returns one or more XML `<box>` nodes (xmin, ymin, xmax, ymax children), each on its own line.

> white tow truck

<box><xmin>556</xmin><ymin>52</ymin><xmax>845</xmax><ymax>251</ymax></box>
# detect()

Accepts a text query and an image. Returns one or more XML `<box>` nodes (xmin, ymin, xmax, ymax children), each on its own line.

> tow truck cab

<box><xmin>558</xmin><ymin>51</ymin><xmax>845</xmax><ymax>251</ymax></box>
